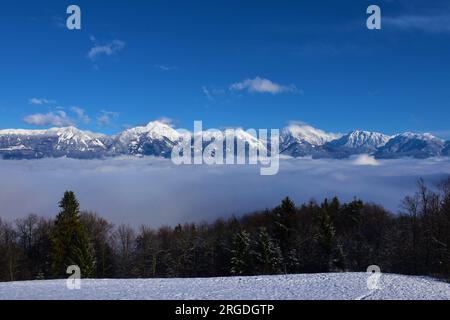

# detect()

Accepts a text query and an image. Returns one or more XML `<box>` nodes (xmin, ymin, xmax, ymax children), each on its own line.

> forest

<box><xmin>0</xmin><ymin>177</ymin><xmax>449</xmax><ymax>282</ymax></box>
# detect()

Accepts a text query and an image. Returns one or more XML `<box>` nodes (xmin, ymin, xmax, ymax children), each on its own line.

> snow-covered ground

<box><xmin>0</xmin><ymin>273</ymin><xmax>448</xmax><ymax>300</ymax></box>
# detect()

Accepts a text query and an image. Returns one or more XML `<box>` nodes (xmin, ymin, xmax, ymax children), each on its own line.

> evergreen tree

<box><xmin>329</xmin><ymin>197</ymin><xmax>341</xmax><ymax>213</ymax></box>
<box><xmin>272</xmin><ymin>197</ymin><xmax>299</xmax><ymax>272</ymax></box>
<box><xmin>230</xmin><ymin>230</ymin><xmax>254</xmax><ymax>276</ymax></box>
<box><xmin>51</xmin><ymin>191</ymin><xmax>95</xmax><ymax>278</ymax></box>
<box><xmin>254</xmin><ymin>227</ymin><xmax>282</xmax><ymax>275</ymax></box>
<box><xmin>315</xmin><ymin>202</ymin><xmax>337</xmax><ymax>272</ymax></box>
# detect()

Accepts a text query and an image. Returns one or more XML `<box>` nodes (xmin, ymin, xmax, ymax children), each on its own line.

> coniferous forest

<box><xmin>0</xmin><ymin>178</ymin><xmax>449</xmax><ymax>283</ymax></box>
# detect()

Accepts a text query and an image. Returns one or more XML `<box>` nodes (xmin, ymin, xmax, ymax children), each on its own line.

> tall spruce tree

<box><xmin>51</xmin><ymin>191</ymin><xmax>95</xmax><ymax>278</ymax></box>
<box><xmin>230</xmin><ymin>230</ymin><xmax>254</xmax><ymax>276</ymax></box>
<box><xmin>272</xmin><ymin>197</ymin><xmax>299</xmax><ymax>272</ymax></box>
<box><xmin>315</xmin><ymin>201</ymin><xmax>337</xmax><ymax>272</ymax></box>
<box><xmin>255</xmin><ymin>227</ymin><xmax>282</xmax><ymax>275</ymax></box>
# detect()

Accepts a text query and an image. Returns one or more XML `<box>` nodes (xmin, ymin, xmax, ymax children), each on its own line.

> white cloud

<box><xmin>29</xmin><ymin>98</ymin><xmax>55</xmax><ymax>105</ymax></box>
<box><xmin>230</xmin><ymin>77</ymin><xmax>297</xmax><ymax>94</ymax></box>
<box><xmin>25</xmin><ymin>103</ymin><xmax>93</xmax><ymax>127</ymax></box>
<box><xmin>23</xmin><ymin>111</ymin><xmax>74</xmax><ymax>127</ymax></box>
<box><xmin>384</xmin><ymin>14</ymin><xmax>450</xmax><ymax>33</ymax></box>
<box><xmin>71</xmin><ymin>107</ymin><xmax>91</xmax><ymax>124</ymax></box>
<box><xmin>352</xmin><ymin>154</ymin><xmax>380</xmax><ymax>166</ymax></box>
<box><xmin>87</xmin><ymin>38</ymin><xmax>126</xmax><ymax>61</ymax></box>
<box><xmin>96</xmin><ymin>110</ymin><xmax>119</xmax><ymax>127</ymax></box>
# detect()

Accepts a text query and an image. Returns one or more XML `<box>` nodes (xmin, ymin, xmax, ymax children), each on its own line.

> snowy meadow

<box><xmin>0</xmin><ymin>273</ymin><xmax>449</xmax><ymax>300</ymax></box>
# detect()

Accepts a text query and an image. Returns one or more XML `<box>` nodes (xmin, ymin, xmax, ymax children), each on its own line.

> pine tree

<box><xmin>272</xmin><ymin>197</ymin><xmax>299</xmax><ymax>272</ymax></box>
<box><xmin>230</xmin><ymin>230</ymin><xmax>253</xmax><ymax>276</ymax></box>
<box><xmin>51</xmin><ymin>191</ymin><xmax>95</xmax><ymax>278</ymax></box>
<box><xmin>315</xmin><ymin>202</ymin><xmax>337</xmax><ymax>272</ymax></box>
<box><xmin>254</xmin><ymin>227</ymin><xmax>282</xmax><ymax>275</ymax></box>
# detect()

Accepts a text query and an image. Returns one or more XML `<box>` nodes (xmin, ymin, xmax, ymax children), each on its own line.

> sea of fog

<box><xmin>0</xmin><ymin>156</ymin><xmax>449</xmax><ymax>226</ymax></box>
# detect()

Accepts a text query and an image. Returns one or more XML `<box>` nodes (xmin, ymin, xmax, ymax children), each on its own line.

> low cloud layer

<box><xmin>0</xmin><ymin>157</ymin><xmax>449</xmax><ymax>227</ymax></box>
<box><xmin>352</xmin><ymin>154</ymin><xmax>380</xmax><ymax>166</ymax></box>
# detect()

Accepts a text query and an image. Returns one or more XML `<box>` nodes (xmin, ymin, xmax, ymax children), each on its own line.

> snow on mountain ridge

<box><xmin>47</xmin><ymin>126</ymin><xmax>107</xmax><ymax>150</ymax></box>
<box><xmin>375</xmin><ymin>132</ymin><xmax>445</xmax><ymax>159</ymax></box>
<box><xmin>281</xmin><ymin>123</ymin><xmax>341</xmax><ymax>146</ymax></box>
<box><xmin>332</xmin><ymin>130</ymin><xmax>391</xmax><ymax>149</ymax></box>
<box><xmin>142</xmin><ymin>121</ymin><xmax>182</xmax><ymax>141</ymax></box>
<box><xmin>0</xmin><ymin>122</ymin><xmax>449</xmax><ymax>159</ymax></box>
<box><xmin>0</xmin><ymin>128</ymin><xmax>51</xmax><ymax>136</ymax></box>
<box><xmin>0</xmin><ymin>126</ymin><xmax>106</xmax><ymax>138</ymax></box>
<box><xmin>214</xmin><ymin>127</ymin><xmax>268</xmax><ymax>150</ymax></box>
<box><xmin>113</xmin><ymin>121</ymin><xmax>183</xmax><ymax>157</ymax></box>
<box><xmin>395</xmin><ymin>132</ymin><xmax>444</xmax><ymax>142</ymax></box>
<box><xmin>116</xmin><ymin>121</ymin><xmax>182</xmax><ymax>145</ymax></box>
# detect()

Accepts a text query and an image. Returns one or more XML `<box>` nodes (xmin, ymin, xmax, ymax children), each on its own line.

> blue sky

<box><xmin>0</xmin><ymin>0</ymin><xmax>450</xmax><ymax>137</ymax></box>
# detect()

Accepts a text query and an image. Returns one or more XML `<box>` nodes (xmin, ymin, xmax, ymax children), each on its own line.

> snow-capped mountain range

<box><xmin>0</xmin><ymin>121</ymin><xmax>449</xmax><ymax>160</ymax></box>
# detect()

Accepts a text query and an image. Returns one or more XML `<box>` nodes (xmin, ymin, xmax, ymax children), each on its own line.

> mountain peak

<box><xmin>342</xmin><ymin>130</ymin><xmax>391</xmax><ymax>148</ymax></box>
<box><xmin>142</xmin><ymin>121</ymin><xmax>181</xmax><ymax>141</ymax></box>
<box><xmin>282</xmin><ymin>123</ymin><xmax>341</xmax><ymax>146</ymax></box>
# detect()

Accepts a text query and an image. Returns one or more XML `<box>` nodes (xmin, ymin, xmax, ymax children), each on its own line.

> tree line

<box><xmin>0</xmin><ymin>178</ymin><xmax>449</xmax><ymax>282</ymax></box>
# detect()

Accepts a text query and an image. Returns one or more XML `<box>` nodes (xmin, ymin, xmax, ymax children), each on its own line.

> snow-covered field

<box><xmin>0</xmin><ymin>273</ymin><xmax>448</xmax><ymax>300</ymax></box>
